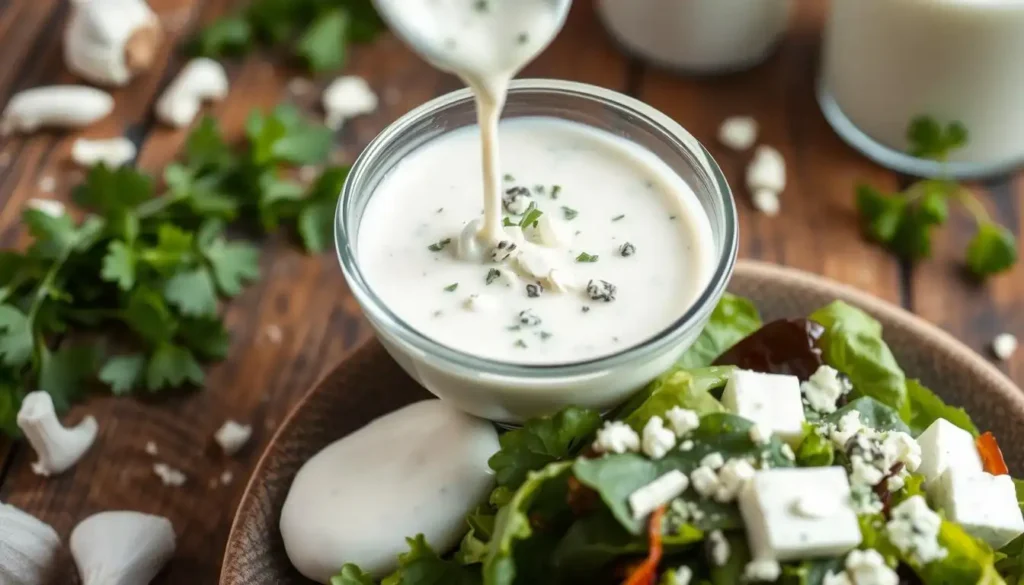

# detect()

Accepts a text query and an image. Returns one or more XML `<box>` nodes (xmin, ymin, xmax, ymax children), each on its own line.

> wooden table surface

<box><xmin>0</xmin><ymin>1</ymin><xmax>1020</xmax><ymax>583</ymax></box>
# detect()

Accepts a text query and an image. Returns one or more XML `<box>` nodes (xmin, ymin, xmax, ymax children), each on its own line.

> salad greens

<box><xmin>335</xmin><ymin>293</ymin><xmax>1022</xmax><ymax>585</ymax></box>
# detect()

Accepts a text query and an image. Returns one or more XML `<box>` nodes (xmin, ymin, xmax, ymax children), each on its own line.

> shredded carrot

<box><xmin>977</xmin><ymin>432</ymin><xmax>1009</xmax><ymax>476</ymax></box>
<box><xmin>622</xmin><ymin>505</ymin><xmax>665</xmax><ymax>585</ymax></box>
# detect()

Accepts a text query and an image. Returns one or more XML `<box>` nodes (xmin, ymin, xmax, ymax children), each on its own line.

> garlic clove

<box><xmin>0</xmin><ymin>503</ymin><xmax>61</xmax><ymax>585</ymax></box>
<box><xmin>17</xmin><ymin>391</ymin><xmax>98</xmax><ymax>476</ymax></box>
<box><xmin>155</xmin><ymin>58</ymin><xmax>229</xmax><ymax>128</ymax></box>
<box><xmin>322</xmin><ymin>76</ymin><xmax>378</xmax><ymax>130</ymax></box>
<box><xmin>71</xmin><ymin>137</ymin><xmax>137</xmax><ymax>168</ymax></box>
<box><xmin>745</xmin><ymin>145</ymin><xmax>787</xmax><ymax>194</ymax></box>
<box><xmin>64</xmin><ymin>0</ymin><xmax>164</xmax><ymax>87</ymax></box>
<box><xmin>71</xmin><ymin>511</ymin><xmax>176</xmax><ymax>585</ymax></box>
<box><xmin>1</xmin><ymin>86</ymin><xmax>114</xmax><ymax>135</ymax></box>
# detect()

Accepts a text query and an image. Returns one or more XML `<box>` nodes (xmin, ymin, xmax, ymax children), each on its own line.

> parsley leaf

<box><xmin>488</xmin><ymin>406</ymin><xmax>601</xmax><ymax>490</ymax></box>
<box><xmin>297</xmin><ymin>166</ymin><xmax>349</xmax><ymax>253</ymax></box>
<box><xmin>38</xmin><ymin>345</ymin><xmax>101</xmax><ymax>410</ymax></box>
<box><xmin>907</xmin><ymin>116</ymin><xmax>968</xmax><ymax>161</ymax></box>
<box><xmin>297</xmin><ymin>9</ymin><xmax>349</xmax><ymax>73</ymax></box>
<box><xmin>0</xmin><ymin>304</ymin><xmax>34</xmax><ymax>368</ymax></box>
<box><xmin>163</xmin><ymin>268</ymin><xmax>219</xmax><ymax>317</ymax></box>
<box><xmin>575</xmin><ymin>252</ymin><xmax>599</xmax><ymax>263</ymax></box>
<box><xmin>203</xmin><ymin>238</ymin><xmax>261</xmax><ymax>296</ymax></box>
<box><xmin>146</xmin><ymin>343</ymin><xmax>205</xmax><ymax>391</ymax></box>
<box><xmin>967</xmin><ymin>223</ymin><xmax>1017</xmax><ymax>277</ymax></box>
<box><xmin>101</xmin><ymin>241</ymin><xmax>136</xmax><ymax>291</ymax></box>
<box><xmin>99</xmin><ymin>354</ymin><xmax>147</xmax><ymax>396</ymax></box>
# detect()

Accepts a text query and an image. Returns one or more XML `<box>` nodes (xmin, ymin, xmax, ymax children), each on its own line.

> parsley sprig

<box><xmin>188</xmin><ymin>0</ymin><xmax>384</xmax><ymax>73</ymax></box>
<box><xmin>856</xmin><ymin>116</ymin><xmax>1017</xmax><ymax>277</ymax></box>
<box><xmin>0</xmin><ymin>105</ymin><xmax>347</xmax><ymax>435</ymax></box>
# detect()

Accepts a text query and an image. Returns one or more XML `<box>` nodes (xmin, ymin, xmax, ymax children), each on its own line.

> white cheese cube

<box><xmin>738</xmin><ymin>467</ymin><xmax>862</xmax><ymax>561</ymax></box>
<box><xmin>722</xmin><ymin>370</ymin><xmax>806</xmax><ymax>444</ymax></box>
<box><xmin>931</xmin><ymin>470</ymin><xmax>1024</xmax><ymax>549</ymax></box>
<box><xmin>629</xmin><ymin>470</ymin><xmax>689</xmax><ymax>520</ymax></box>
<box><xmin>915</xmin><ymin>418</ymin><xmax>982</xmax><ymax>483</ymax></box>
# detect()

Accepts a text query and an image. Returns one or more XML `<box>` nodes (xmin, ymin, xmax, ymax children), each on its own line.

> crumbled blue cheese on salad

<box><xmin>628</xmin><ymin>470</ymin><xmax>689</xmax><ymax>520</ymax></box>
<box><xmin>887</xmin><ymin>495</ymin><xmax>948</xmax><ymax>565</ymax></box>
<box><xmin>592</xmin><ymin>420</ymin><xmax>640</xmax><ymax>454</ymax></box>
<box><xmin>800</xmin><ymin>365</ymin><xmax>850</xmax><ymax>413</ymax></box>
<box><xmin>641</xmin><ymin>415</ymin><xmax>676</xmax><ymax>459</ymax></box>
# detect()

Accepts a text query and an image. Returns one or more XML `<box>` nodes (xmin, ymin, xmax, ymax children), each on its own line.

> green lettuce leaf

<box><xmin>484</xmin><ymin>461</ymin><xmax>572</xmax><ymax>585</ymax></box>
<box><xmin>574</xmin><ymin>413</ymin><xmax>794</xmax><ymax>535</ymax></box>
<box><xmin>678</xmin><ymin>293</ymin><xmax>762</xmax><ymax>368</ymax></box>
<box><xmin>552</xmin><ymin>510</ymin><xmax>703</xmax><ymax>581</ymax></box>
<box><xmin>710</xmin><ymin>532</ymin><xmax>750</xmax><ymax>585</ymax></box>
<box><xmin>810</xmin><ymin>301</ymin><xmax>908</xmax><ymax>415</ymax></box>
<box><xmin>332</xmin><ymin>565</ymin><xmax>376</xmax><ymax>585</ymax></box>
<box><xmin>616</xmin><ymin>366</ymin><xmax>732</xmax><ymax>433</ymax></box>
<box><xmin>381</xmin><ymin>535</ymin><xmax>481</xmax><ymax>585</ymax></box>
<box><xmin>906</xmin><ymin>379</ymin><xmax>978</xmax><ymax>437</ymax></box>
<box><xmin>780</xmin><ymin>558</ymin><xmax>845</xmax><ymax>585</ymax></box>
<box><xmin>795</xmin><ymin>429</ymin><xmax>834</xmax><ymax>468</ymax></box>
<box><xmin>487</xmin><ymin>407</ymin><xmax>601</xmax><ymax>490</ymax></box>
<box><xmin>824</xmin><ymin>397</ymin><xmax>911</xmax><ymax>434</ymax></box>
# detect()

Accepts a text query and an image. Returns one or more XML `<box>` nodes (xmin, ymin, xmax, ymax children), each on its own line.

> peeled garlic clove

<box><xmin>0</xmin><ymin>86</ymin><xmax>114</xmax><ymax>135</ymax></box>
<box><xmin>64</xmin><ymin>0</ymin><xmax>163</xmax><ymax>87</ymax></box>
<box><xmin>71</xmin><ymin>511</ymin><xmax>175</xmax><ymax>585</ymax></box>
<box><xmin>0</xmin><ymin>503</ymin><xmax>61</xmax><ymax>585</ymax></box>
<box><xmin>17</xmin><ymin>391</ymin><xmax>98</xmax><ymax>476</ymax></box>
<box><xmin>71</xmin><ymin>137</ymin><xmax>137</xmax><ymax>168</ymax></box>
<box><xmin>746</xmin><ymin>145</ymin><xmax>786</xmax><ymax>194</ymax></box>
<box><xmin>155</xmin><ymin>58</ymin><xmax>229</xmax><ymax>128</ymax></box>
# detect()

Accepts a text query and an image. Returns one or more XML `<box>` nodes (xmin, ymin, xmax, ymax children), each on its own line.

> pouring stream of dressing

<box><xmin>372</xmin><ymin>0</ymin><xmax>572</xmax><ymax>247</ymax></box>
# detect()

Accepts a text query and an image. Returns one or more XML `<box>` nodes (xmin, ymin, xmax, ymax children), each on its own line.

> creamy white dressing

<box><xmin>359</xmin><ymin>117</ymin><xmax>714</xmax><ymax>363</ymax></box>
<box><xmin>280</xmin><ymin>400</ymin><xmax>500</xmax><ymax>582</ymax></box>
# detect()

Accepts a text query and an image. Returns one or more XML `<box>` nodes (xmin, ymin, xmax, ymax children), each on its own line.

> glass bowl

<box><xmin>335</xmin><ymin>79</ymin><xmax>737</xmax><ymax>424</ymax></box>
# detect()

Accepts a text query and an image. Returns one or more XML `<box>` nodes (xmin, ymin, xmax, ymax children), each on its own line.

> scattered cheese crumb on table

<box><xmin>718</xmin><ymin>116</ymin><xmax>759</xmax><ymax>151</ymax></box>
<box><xmin>992</xmin><ymin>333</ymin><xmax>1018</xmax><ymax>361</ymax></box>
<box><xmin>153</xmin><ymin>463</ymin><xmax>186</xmax><ymax>487</ymax></box>
<box><xmin>214</xmin><ymin>420</ymin><xmax>252</xmax><ymax>456</ymax></box>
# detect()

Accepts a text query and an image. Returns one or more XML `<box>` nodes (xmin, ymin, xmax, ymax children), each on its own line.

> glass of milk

<box><xmin>819</xmin><ymin>0</ymin><xmax>1024</xmax><ymax>178</ymax></box>
<box><xmin>335</xmin><ymin>80</ymin><xmax>737</xmax><ymax>424</ymax></box>
<box><xmin>596</xmin><ymin>0</ymin><xmax>793</xmax><ymax>73</ymax></box>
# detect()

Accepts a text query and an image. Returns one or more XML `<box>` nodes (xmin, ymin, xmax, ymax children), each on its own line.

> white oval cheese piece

<box><xmin>280</xmin><ymin>400</ymin><xmax>499</xmax><ymax>583</ymax></box>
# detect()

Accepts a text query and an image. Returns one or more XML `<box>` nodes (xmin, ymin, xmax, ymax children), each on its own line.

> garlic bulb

<box><xmin>0</xmin><ymin>503</ymin><xmax>62</xmax><ymax>585</ymax></box>
<box><xmin>17</xmin><ymin>390</ymin><xmax>99</xmax><ymax>476</ymax></box>
<box><xmin>71</xmin><ymin>511</ymin><xmax>176</xmax><ymax>585</ymax></box>
<box><xmin>64</xmin><ymin>0</ymin><xmax>163</xmax><ymax>87</ymax></box>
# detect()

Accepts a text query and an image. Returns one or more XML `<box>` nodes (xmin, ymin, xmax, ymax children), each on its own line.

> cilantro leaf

<box><xmin>185</xmin><ymin>117</ymin><xmax>235</xmax><ymax>171</ymax></box>
<box><xmin>72</xmin><ymin>164</ymin><xmax>154</xmax><ymax>215</ymax></box>
<box><xmin>487</xmin><ymin>406</ymin><xmax>601</xmax><ymax>490</ymax></box>
<box><xmin>0</xmin><ymin>377</ymin><xmax>23</xmax><ymax>437</ymax></box>
<box><xmin>0</xmin><ymin>304</ymin><xmax>34</xmax><ymax>368</ymax></box>
<box><xmin>123</xmin><ymin>288</ymin><xmax>177</xmax><ymax>343</ymax></box>
<box><xmin>99</xmin><ymin>354</ymin><xmax>147</xmax><ymax>395</ymax></box>
<box><xmin>101</xmin><ymin>241</ymin><xmax>136</xmax><ymax>291</ymax></box>
<box><xmin>187</xmin><ymin>16</ymin><xmax>253</xmax><ymax>57</ymax></box>
<box><xmin>177</xmin><ymin>317</ymin><xmax>231</xmax><ymax>360</ymax></box>
<box><xmin>378</xmin><ymin>534</ymin><xmax>481</xmax><ymax>585</ymax></box>
<box><xmin>907</xmin><ymin>116</ymin><xmax>968</xmax><ymax>161</ymax></box>
<box><xmin>966</xmin><ymin>223</ymin><xmax>1017</xmax><ymax>277</ymax></box>
<box><xmin>140</xmin><ymin>225</ymin><xmax>195</xmax><ymax>274</ymax></box>
<box><xmin>202</xmin><ymin>239</ymin><xmax>261</xmax><ymax>296</ymax></box>
<box><xmin>331</xmin><ymin>565</ymin><xmax>375</xmax><ymax>585</ymax></box>
<box><xmin>297</xmin><ymin>166</ymin><xmax>349</xmax><ymax>253</ymax></box>
<box><xmin>163</xmin><ymin>268</ymin><xmax>219</xmax><ymax>317</ymax></box>
<box><xmin>247</xmin><ymin>106</ymin><xmax>333</xmax><ymax>166</ymax></box>
<box><xmin>38</xmin><ymin>344</ymin><xmax>100</xmax><ymax>410</ymax></box>
<box><xmin>296</xmin><ymin>9</ymin><xmax>349</xmax><ymax>73</ymax></box>
<box><xmin>145</xmin><ymin>343</ymin><xmax>204</xmax><ymax>391</ymax></box>
<box><xmin>23</xmin><ymin>209</ymin><xmax>81</xmax><ymax>260</ymax></box>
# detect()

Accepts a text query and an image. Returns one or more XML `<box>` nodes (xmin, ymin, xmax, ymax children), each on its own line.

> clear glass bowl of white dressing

<box><xmin>335</xmin><ymin>79</ymin><xmax>737</xmax><ymax>424</ymax></box>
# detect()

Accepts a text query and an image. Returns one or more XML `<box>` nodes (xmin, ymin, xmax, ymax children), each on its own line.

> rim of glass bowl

<box><xmin>335</xmin><ymin>78</ymin><xmax>738</xmax><ymax>379</ymax></box>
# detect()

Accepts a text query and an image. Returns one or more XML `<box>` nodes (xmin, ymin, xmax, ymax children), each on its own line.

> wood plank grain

<box><xmin>0</xmin><ymin>4</ymin><xmax>633</xmax><ymax>583</ymax></box>
<box><xmin>634</xmin><ymin>2</ymin><xmax>904</xmax><ymax>304</ymax></box>
<box><xmin>910</xmin><ymin>177</ymin><xmax>1023</xmax><ymax>386</ymax></box>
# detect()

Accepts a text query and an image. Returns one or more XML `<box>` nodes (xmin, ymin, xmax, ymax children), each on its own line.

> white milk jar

<box><xmin>596</xmin><ymin>0</ymin><xmax>792</xmax><ymax>73</ymax></box>
<box><xmin>819</xmin><ymin>0</ymin><xmax>1024</xmax><ymax>179</ymax></box>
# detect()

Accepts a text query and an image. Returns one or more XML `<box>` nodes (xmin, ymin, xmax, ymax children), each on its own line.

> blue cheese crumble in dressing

<box><xmin>357</xmin><ymin>117</ymin><xmax>714</xmax><ymax>364</ymax></box>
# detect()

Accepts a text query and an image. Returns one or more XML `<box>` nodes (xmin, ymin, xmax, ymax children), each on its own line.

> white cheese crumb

<box><xmin>883</xmin><ymin>431</ymin><xmax>921</xmax><ymax>472</ymax></box>
<box><xmin>153</xmin><ymin>463</ymin><xmax>186</xmax><ymax>486</ymax></box>
<box><xmin>830</xmin><ymin>410</ymin><xmax>867</xmax><ymax>448</ymax></box>
<box><xmin>665</xmin><ymin>407</ymin><xmax>700</xmax><ymax>437</ymax></box>
<box><xmin>265</xmin><ymin>324</ymin><xmax>283</xmax><ymax>344</ymax></box>
<box><xmin>845</xmin><ymin>549</ymin><xmax>899</xmax><ymax>585</ymax></box>
<box><xmin>715</xmin><ymin>458</ymin><xmax>756</xmax><ymax>503</ymax></box>
<box><xmin>993</xmin><ymin>333</ymin><xmax>1018</xmax><ymax>361</ymax></box>
<box><xmin>38</xmin><ymin>175</ymin><xmax>56</xmax><ymax>193</ymax></box>
<box><xmin>27</xmin><ymin>198</ymin><xmax>65</xmax><ymax>217</ymax></box>
<box><xmin>700</xmin><ymin>452</ymin><xmax>725</xmax><ymax>470</ymax></box>
<box><xmin>850</xmin><ymin>455</ymin><xmax>886</xmax><ymax>488</ymax></box>
<box><xmin>629</xmin><ymin>470</ymin><xmax>689</xmax><ymax>520</ymax></box>
<box><xmin>801</xmin><ymin>365</ymin><xmax>848</xmax><ymax>414</ymax></box>
<box><xmin>462</xmin><ymin>293</ymin><xmax>497</xmax><ymax>313</ymax></box>
<box><xmin>746</xmin><ymin>145</ymin><xmax>786</xmax><ymax>193</ymax></box>
<box><xmin>744</xmin><ymin>558</ymin><xmax>781</xmax><ymax>582</ymax></box>
<box><xmin>708</xmin><ymin>530</ymin><xmax>730</xmax><ymax>566</ymax></box>
<box><xmin>669</xmin><ymin>566</ymin><xmax>693</xmax><ymax>585</ymax></box>
<box><xmin>144</xmin><ymin>441</ymin><xmax>158</xmax><ymax>456</ymax></box>
<box><xmin>887</xmin><ymin>495</ymin><xmax>947</xmax><ymax>565</ymax></box>
<box><xmin>220</xmin><ymin>470</ymin><xmax>234</xmax><ymax>485</ymax></box>
<box><xmin>751</xmin><ymin>189</ymin><xmax>780</xmax><ymax>217</ymax></box>
<box><xmin>214</xmin><ymin>420</ymin><xmax>252</xmax><ymax>456</ymax></box>
<box><xmin>718</xmin><ymin>116</ymin><xmax>759</xmax><ymax>151</ymax></box>
<box><xmin>691</xmin><ymin>466</ymin><xmax>721</xmax><ymax>498</ymax></box>
<box><xmin>593</xmin><ymin>421</ymin><xmax>640</xmax><ymax>454</ymax></box>
<box><xmin>823</xmin><ymin>572</ymin><xmax>853</xmax><ymax>585</ymax></box>
<box><xmin>749</xmin><ymin>423</ymin><xmax>771</xmax><ymax>445</ymax></box>
<box><xmin>641</xmin><ymin>416</ymin><xmax>676</xmax><ymax>459</ymax></box>
<box><xmin>323</xmin><ymin>75</ymin><xmax>378</xmax><ymax>129</ymax></box>
<box><xmin>679</xmin><ymin>439</ymin><xmax>695</xmax><ymax>451</ymax></box>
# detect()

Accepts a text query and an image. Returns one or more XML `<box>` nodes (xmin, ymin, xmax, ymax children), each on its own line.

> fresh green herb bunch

<box><xmin>856</xmin><ymin>116</ymin><xmax>1017</xmax><ymax>277</ymax></box>
<box><xmin>0</xmin><ymin>105</ymin><xmax>348</xmax><ymax>435</ymax></box>
<box><xmin>189</xmin><ymin>0</ymin><xmax>383</xmax><ymax>73</ymax></box>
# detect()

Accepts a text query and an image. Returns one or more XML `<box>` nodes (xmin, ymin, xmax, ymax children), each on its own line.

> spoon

<box><xmin>371</xmin><ymin>0</ymin><xmax>573</xmax><ymax>83</ymax></box>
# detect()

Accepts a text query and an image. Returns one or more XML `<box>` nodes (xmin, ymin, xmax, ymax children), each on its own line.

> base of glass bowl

<box><xmin>816</xmin><ymin>80</ymin><xmax>1023</xmax><ymax>180</ymax></box>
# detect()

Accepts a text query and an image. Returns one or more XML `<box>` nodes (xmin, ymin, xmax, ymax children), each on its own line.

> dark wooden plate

<box><xmin>220</xmin><ymin>260</ymin><xmax>1024</xmax><ymax>585</ymax></box>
